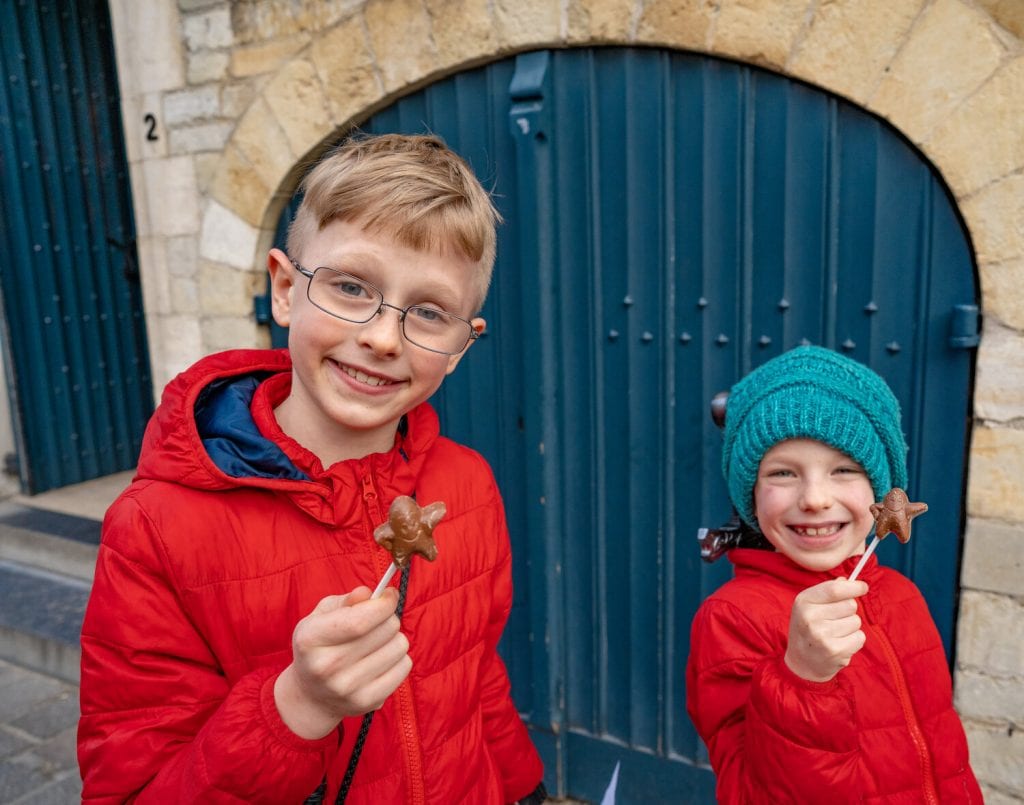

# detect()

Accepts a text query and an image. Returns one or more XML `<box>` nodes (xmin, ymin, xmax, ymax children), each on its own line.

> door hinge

<box><xmin>253</xmin><ymin>289</ymin><xmax>271</xmax><ymax>325</ymax></box>
<box><xmin>508</xmin><ymin>50</ymin><xmax>550</xmax><ymax>140</ymax></box>
<box><xmin>949</xmin><ymin>304</ymin><xmax>979</xmax><ymax>349</ymax></box>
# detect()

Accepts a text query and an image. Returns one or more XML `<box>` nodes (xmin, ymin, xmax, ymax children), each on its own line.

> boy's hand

<box><xmin>274</xmin><ymin>586</ymin><xmax>412</xmax><ymax>739</ymax></box>
<box><xmin>784</xmin><ymin>578</ymin><xmax>868</xmax><ymax>683</ymax></box>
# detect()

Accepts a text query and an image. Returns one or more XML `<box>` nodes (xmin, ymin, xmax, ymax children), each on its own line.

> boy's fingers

<box><xmin>337</xmin><ymin>653</ymin><xmax>414</xmax><ymax>715</ymax></box>
<box><xmin>312</xmin><ymin>595</ymin><xmax>349</xmax><ymax>615</ymax></box>
<box><xmin>332</xmin><ymin>615</ymin><xmax>405</xmax><ymax>659</ymax></box>
<box><xmin>314</xmin><ymin>603</ymin><xmax>401</xmax><ymax>647</ymax></box>
<box><xmin>801</xmin><ymin>578</ymin><xmax>868</xmax><ymax>604</ymax></box>
<box><xmin>822</xmin><ymin>612</ymin><xmax>862</xmax><ymax>639</ymax></box>
<box><xmin>312</xmin><ymin>586</ymin><xmax>389</xmax><ymax>615</ymax></box>
<box><xmin>347</xmin><ymin>586</ymin><xmax>378</xmax><ymax>605</ymax></box>
<box><xmin>836</xmin><ymin>578</ymin><xmax>869</xmax><ymax>598</ymax></box>
<box><xmin>299</xmin><ymin>588</ymin><xmax>400</xmax><ymax>648</ymax></box>
<box><xmin>342</xmin><ymin>631</ymin><xmax>411</xmax><ymax>689</ymax></box>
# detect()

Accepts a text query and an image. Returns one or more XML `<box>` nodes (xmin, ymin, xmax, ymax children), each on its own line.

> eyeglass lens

<box><xmin>307</xmin><ymin>268</ymin><xmax>473</xmax><ymax>354</ymax></box>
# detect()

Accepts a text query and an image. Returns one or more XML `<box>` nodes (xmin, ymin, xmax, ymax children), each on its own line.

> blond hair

<box><xmin>287</xmin><ymin>133</ymin><xmax>501</xmax><ymax>312</ymax></box>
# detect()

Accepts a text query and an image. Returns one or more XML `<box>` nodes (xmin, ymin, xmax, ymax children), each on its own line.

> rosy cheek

<box><xmin>753</xmin><ymin>486</ymin><xmax>773</xmax><ymax>518</ymax></box>
<box><xmin>755</xmin><ymin>484</ymin><xmax>794</xmax><ymax>518</ymax></box>
<box><xmin>754</xmin><ymin>483</ymin><xmax>776</xmax><ymax>505</ymax></box>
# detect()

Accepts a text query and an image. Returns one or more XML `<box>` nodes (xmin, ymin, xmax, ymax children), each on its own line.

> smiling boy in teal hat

<box><xmin>686</xmin><ymin>345</ymin><xmax>980</xmax><ymax>802</ymax></box>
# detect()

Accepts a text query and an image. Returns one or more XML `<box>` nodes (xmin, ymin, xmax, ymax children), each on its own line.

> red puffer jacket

<box><xmin>686</xmin><ymin>548</ymin><xmax>981</xmax><ymax>804</ymax></box>
<box><xmin>78</xmin><ymin>349</ymin><xmax>543</xmax><ymax>803</ymax></box>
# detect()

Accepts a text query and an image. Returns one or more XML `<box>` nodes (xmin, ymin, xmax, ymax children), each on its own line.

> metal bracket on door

<box><xmin>949</xmin><ymin>304</ymin><xmax>980</xmax><ymax>349</ymax></box>
<box><xmin>508</xmin><ymin>51</ymin><xmax>550</xmax><ymax>140</ymax></box>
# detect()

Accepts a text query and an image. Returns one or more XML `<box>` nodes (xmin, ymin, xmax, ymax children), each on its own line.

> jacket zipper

<box><xmin>359</xmin><ymin>471</ymin><xmax>425</xmax><ymax>805</ymax></box>
<box><xmin>862</xmin><ymin>607</ymin><xmax>940</xmax><ymax>804</ymax></box>
<box><xmin>361</xmin><ymin>473</ymin><xmax>384</xmax><ymax>526</ymax></box>
<box><xmin>397</xmin><ymin>670</ymin><xmax>425</xmax><ymax>804</ymax></box>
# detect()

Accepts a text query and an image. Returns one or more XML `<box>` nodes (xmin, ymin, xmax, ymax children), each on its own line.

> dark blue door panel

<box><xmin>0</xmin><ymin>0</ymin><xmax>152</xmax><ymax>492</ymax></box>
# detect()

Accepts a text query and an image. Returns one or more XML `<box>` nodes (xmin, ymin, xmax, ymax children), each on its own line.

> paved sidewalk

<box><xmin>0</xmin><ymin>659</ymin><xmax>80</xmax><ymax>803</ymax></box>
<box><xmin>0</xmin><ymin>473</ymin><xmax>127</xmax><ymax>803</ymax></box>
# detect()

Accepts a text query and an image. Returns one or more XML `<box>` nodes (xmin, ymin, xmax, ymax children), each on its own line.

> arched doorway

<box><xmin>271</xmin><ymin>46</ymin><xmax>978</xmax><ymax>801</ymax></box>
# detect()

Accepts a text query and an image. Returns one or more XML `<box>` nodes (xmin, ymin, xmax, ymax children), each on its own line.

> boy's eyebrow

<box><xmin>402</xmin><ymin>278</ymin><xmax>465</xmax><ymax>311</ymax></box>
<box><xmin>758</xmin><ymin>456</ymin><xmax>798</xmax><ymax>471</ymax></box>
<box><xmin>316</xmin><ymin>250</ymin><xmax>466</xmax><ymax>310</ymax></box>
<box><xmin>313</xmin><ymin>249</ymin><xmax>381</xmax><ymax>269</ymax></box>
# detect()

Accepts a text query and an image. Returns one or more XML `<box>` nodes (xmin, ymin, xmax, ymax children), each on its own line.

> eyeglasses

<box><xmin>289</xmin><ymin>259</ymin><xmax>479</xmax><ymax>355</ymax></box>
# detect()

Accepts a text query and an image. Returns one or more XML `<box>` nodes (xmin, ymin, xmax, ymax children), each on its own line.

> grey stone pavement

<box><xmin>0</xmin><ymin>473</ymin><xmax>124</xmax><ymax>805</ymax></box>
<box><xmin>0</xmin><ymin>658</ymin><xmax>80</xmax><ymax>803</ymax></box>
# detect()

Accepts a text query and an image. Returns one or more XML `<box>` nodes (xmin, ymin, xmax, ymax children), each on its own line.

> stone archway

<box><xmin>205</xmin><ymin>0</ymin><xmax>1021</xmax><ymax>301</ymax></box>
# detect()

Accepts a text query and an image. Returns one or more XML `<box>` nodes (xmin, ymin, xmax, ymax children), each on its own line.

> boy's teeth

<box><xmin>796</xmin><ymin>525</ymin><xmax>839</xmax><ymax>536</ymax></box>
<box><xmin>344</xmin><ymin>366</ymin><xmax>390</xmax><ymax>387</ymax></box>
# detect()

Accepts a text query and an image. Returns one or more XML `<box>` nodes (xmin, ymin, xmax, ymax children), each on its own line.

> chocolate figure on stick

<box><xmin>848</xmin><ymin>488</ymin><xmax>927</xmax><ymax>582</ymax></box>
<box><xmin>371</xmin><ymin>496</ymin><xmax>445</xmax><ymax>598</ymax></box>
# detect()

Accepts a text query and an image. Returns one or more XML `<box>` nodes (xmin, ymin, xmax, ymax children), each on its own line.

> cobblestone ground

<box><xmin>0</xmin><ymin>659</ymin><xmax>80</xmax><ymax>803</ymax></box>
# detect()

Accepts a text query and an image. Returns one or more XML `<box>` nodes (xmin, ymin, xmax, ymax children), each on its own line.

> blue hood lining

<box><xmin>194</xmin><ymin>373</ymin><xmax>309</xmax><ymax>481</ymax></box>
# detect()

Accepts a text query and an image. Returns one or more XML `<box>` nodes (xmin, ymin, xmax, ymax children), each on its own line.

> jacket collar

<box><xmin>728</xmin><ymin>546</ymin><xmax>882</xmax><ymax>586</ymax></box>
<box><xmin>135</xmin><ymin>348</ymin><xmax>439</xmax><ymax>526</ymax></box>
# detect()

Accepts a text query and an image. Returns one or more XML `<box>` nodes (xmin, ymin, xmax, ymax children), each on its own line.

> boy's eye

<box><xmin>321</xmin><ymin>272</ymin><xmax>375</xmax><ymax>299</ymax></box>
<box><xmin>408</xmin><ymin>305</ymin><xmax>451</xmax><ymax>326</ymax></box>
<box><xmin>338</xmin><ymin>280</ymin><xmax>372</xmax><ymax>298</ymax></box>
<box><xmin>763</xmin><ymin>468</ymin><xmax>794</xmax><ymax>478</ymax></box>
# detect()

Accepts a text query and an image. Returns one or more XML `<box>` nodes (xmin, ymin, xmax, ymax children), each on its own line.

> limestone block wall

<box><xmin>105</xmin><ymin>0</ymin><xmax>1024</xmax><ymax>797</ymax></box>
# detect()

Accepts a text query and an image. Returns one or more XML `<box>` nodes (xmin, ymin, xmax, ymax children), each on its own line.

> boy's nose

<box><xmin>357</xmin><ymin>306</ymin><xmax>405</xmax><ymax>356</ymax></box>
<box><xmin>799</xmin><ymin>478</ymin><xmax>833</xmax><ymax>511</ymax></box>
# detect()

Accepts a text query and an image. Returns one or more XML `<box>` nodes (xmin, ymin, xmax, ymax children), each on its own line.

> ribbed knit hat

<box><xmin>722</xmin><ymin>345</ymin><xmax>909</xmax><ymax>526</ymax></box>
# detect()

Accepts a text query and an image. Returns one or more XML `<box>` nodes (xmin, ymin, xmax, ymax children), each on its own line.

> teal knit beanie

<box><xmin>722</xmin><ymin>345</ymin><xmax>909</xmax><ymax>527</ymax></box>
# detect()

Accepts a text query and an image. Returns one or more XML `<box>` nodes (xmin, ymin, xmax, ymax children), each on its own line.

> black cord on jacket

<box><xmin>304</xmin><ymin>565</ymin><xmax>411</xmax><ymax>805</ymax></box>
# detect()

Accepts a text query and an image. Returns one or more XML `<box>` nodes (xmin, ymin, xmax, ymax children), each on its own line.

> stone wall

<box><xmin>105</xmin><ymin>0</ymin><xmax>1024</xmax><ymax>797</ymax></box>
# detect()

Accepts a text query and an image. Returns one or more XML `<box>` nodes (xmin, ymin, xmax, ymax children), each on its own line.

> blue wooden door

<box><xmin>0</xmin><ymin>0</ymin><xmax>152</xmax><ymax>493</ymax></box>
<box><xmin>272</xmin><ymin>47</ymin><xmax>977</xmax><ymax>803</ymax></box>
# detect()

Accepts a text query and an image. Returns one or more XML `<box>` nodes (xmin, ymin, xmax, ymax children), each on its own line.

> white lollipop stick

<box><xmin>371</xmin><ymin>563</ymin><xmax>399</xmax><ymax>599</ymax></box>
<box><xmin>848</xmin><ymin>536</ymin><xmax>880</xmax><ymax>583</ymax></box>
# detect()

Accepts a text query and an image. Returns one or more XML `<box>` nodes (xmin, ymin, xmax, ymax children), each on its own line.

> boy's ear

<box><xmin>267</xmin><ymin>248</ymin><xmax>296</xmax><ymax>328</ymax></box>
<box><xmin>445</xmin><ymin>317</ymin><xmax>486</xmax><ymax>375</ymax></box>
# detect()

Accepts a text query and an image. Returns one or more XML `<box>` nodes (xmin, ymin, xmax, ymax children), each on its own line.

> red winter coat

<box><xmin>686</xmin><ymin>548</ymin><xmax>981</xmax><ymax>804</ymax></box>
<box><xmin>78</xmin><ymin>349</ymin><xmax>543</xmax><ymax>803</ymax></box>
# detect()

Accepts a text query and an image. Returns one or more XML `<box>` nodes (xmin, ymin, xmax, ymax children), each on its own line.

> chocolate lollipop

<box><xmin>370</xmin><ymin>496</ymin><xmax>445</xmax><ymax>598</ymax></box>
<box><xmin>848</xmin><ymin>488</ymin><xmax>928</xmax><ymax>582</ymax></box>
<box><xmin>869</xmin><ymin>488</ymin><xmax>928</xmax><ymax>544</ymax></box>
